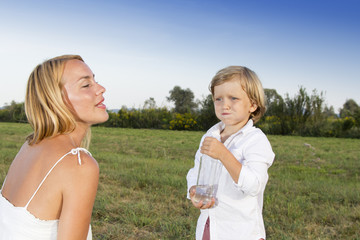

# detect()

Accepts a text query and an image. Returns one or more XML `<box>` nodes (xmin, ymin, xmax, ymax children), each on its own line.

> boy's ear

<box><xmin>250</xmin><ymin>102</ymin><xmax>258</xmax><ymax>113</ymax></box>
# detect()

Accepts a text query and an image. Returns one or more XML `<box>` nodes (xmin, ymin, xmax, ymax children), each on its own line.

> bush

<box><xmin>169</xmin><ymin>113</ymin><xmax>198</xmax><ymax>130</ymax></box>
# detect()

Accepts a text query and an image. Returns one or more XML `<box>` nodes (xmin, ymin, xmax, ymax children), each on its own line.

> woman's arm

<box><xmin>57</xmin><ymin>152</ymin><xmax>99</xmax><ymax>240</ymax></box>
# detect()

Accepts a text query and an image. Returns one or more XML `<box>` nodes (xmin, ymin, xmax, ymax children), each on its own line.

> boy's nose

<box><xmin>222</xmin><ymin>99</ymin><xmax>230</xmax><ymax>109</ymax></box>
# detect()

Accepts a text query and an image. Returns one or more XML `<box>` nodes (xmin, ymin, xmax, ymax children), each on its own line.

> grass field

<box><xmin>0</xmin><ymin>122</ymin><xmax>359</xmax><ymax>239</ymax></box>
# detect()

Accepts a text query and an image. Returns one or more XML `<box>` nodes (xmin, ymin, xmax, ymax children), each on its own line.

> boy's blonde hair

<box><xmin>25</xmin><ymin>54</ymin><xmax>91</xmax><ymax>148</ymax></box>
<box><xmin>209</xmin><ymin>66</ymin><xmax>266</xmax><ymax>123</ymax></box>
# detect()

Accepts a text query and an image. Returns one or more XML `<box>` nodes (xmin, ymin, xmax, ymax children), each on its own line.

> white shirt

<box><xmin>187</xmin><ymin>120</ymin><xmax>275</xmax><ymax>240</ymax></box>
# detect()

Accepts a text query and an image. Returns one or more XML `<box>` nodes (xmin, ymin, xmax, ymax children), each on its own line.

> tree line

<box><xmin>1</xmin><ymin>86</ymin><xmax>359</xmax><ymax>138</ymax></box>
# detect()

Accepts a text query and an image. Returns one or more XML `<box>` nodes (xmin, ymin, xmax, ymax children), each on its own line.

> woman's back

<box><xmin>0</xmin><ymin>194</ymin><xmax>59</xmax><ymax>239</ymax></box>
<box><xmin>0</xmin><ymin>135</ymin><xmax>97</xmax><ymax>239</ymax></box>
<box><xmin>2</xmin><ymin>136</ymin><xmax>75</xmax><ymax>219</ymax></box>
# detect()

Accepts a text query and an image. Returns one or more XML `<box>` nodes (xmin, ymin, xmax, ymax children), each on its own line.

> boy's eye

<box><xmin>215</xmin><ymin>98</ymin><xmax>222</xmax><ymax>101</ymax></box>
<box><xmin>232</xmin><ymin>97</ymin><xmax>238</xmax><ymax>100</ymax></box>
<box><xmin>82</xmin><ymin>84</ymin><xmax>90</xmax><ymax>88</ymax></box>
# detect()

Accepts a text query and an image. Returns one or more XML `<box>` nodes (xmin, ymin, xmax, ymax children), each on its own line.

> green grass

<box><xmin>0</xmin><ymin>122</ymin><xmax>359</xmax><ymax>239</ymax></box>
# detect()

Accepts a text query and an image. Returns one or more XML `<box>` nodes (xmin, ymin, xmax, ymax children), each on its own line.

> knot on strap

<box><xmin>70</xmin><ymin>148</ymin><xmax>92</xmax><ymax>165</ymax></box>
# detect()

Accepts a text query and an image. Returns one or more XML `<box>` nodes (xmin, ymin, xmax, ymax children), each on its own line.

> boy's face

<box><xmin>213</xmin><ymin>77</ymin><xmax>257</xmax><ymax>130</ymax></box>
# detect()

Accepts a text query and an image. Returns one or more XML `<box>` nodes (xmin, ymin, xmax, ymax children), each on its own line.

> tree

<box><xmin>340</xmin><ymin>99</ymin><xmax>360</xmax><ymax>127</ymax></box>
<box><xmin>0</xmin><ymin>101</ymin><xmax>27</xmax><ymax>123</ymax></box>
<box><xmin>340</xmin><ymin>99</ymin><xmax>359</xmax><ymax>118</ymax></box>
<box><xmin>323</xmin><ymin>106</ymin><xmax>337</xmax><ymax>118</ymax></box>
<box><xmin>167</xmin><ymin>86</ymin><xmax>198</xmax><ymax>113</ymax></box>
<box><xmin>264</xmin><ymin>88</ymin><xmax>284</xmax><ymax>117</ymax></box>
<box><xmin>197</xmin><ymin>94</ymin><xmax>218</xmax><ymax>130</ymax></box>
<box><xmin>260</xmin><ymin>89</ymin><xmax>289</xmax><ymax>134</ymax></box>
<box><xmin>309</xmin><ymin>89</ymin><xmax>326</xmax><ymax>123</ymax></box>
<box><xmin>143</xmin><ymin>97</ymin><xmax>156</xmax><ymax>109</ymax></box>
<box><xmin>284</xmin><ymin>86</ymin><xmax>312</xmax><ymax>133</ymax></box>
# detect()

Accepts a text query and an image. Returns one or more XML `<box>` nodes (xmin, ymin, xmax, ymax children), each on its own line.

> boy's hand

<box><xmin>200</xmin><ymin>137</ymin><xmax>228</xmax><ymax>160</ymax></box>
<box><xmin>201</xmin><ymin>137</ymin><xmax>243</xmax><ymax>184</ymax></box>
<box><xmin>189</xmin><ymin>186</ymin><xmax>215</xmax><ymax>209</ymax></box>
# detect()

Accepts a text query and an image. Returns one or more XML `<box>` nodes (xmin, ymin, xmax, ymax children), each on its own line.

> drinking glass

<box><xmin>193</xmin><ymin>155</ymin><xmax>222</xmax><ymax>205</ymax></box>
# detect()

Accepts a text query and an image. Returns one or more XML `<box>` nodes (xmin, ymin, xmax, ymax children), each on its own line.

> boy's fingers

<box><xmin>189</xmin><ymin>186</ymin><xmax>196</xmax><ymax>197</ymax></box>
<box><xmin>195</xmin><ymin>201</ymin><xmax>203</xmax><ymax>208</ymax></box>
<box><xmin>190</xmin><ymin>197</ymin><xmax>202</xmax><ymax>208</ymax></box>
<box><xmin>189</xmin><ymin>189</ymin><xmax>195</xmax><ymax>197</ymax></box>
<box><xmin>210</xmin><ymin>198</ymin><xmax>215</xmax><ymax>208</ymax></box>
<box><xmin>200</xmin><ymin>200</ymin><xmax>213</xmax><ymax>209</ymax></box>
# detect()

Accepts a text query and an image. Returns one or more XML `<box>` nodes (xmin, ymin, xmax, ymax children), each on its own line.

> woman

<box><xmin>0</xmin><ymin>55</ymin><xmax>109</xmax><ymax>239</ymax></box>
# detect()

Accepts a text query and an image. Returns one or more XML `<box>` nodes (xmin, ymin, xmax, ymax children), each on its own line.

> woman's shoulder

<box><xmin>56</xmin><ymin>148</ymin><xmax>99</xmax><ymax>197</ymax></box>
<box><xmin>58</xmin><ymin>148</ymin><xmax>98</xmax><ymax>175</ymax></box>
<box><xmin>73</xmin><ymin>150</ymin><xmax>99</xmax><ymax>172</ymax></box>
<box><xmin>36</xmin><ymin>136</ymin><xmax>99</xmax><ymax>179</ymax></box>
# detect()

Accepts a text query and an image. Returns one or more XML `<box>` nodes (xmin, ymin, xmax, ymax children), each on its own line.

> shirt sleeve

<box><xmin>234</xmin><ymin>131</ymin><xmax>275</xmax><ymax>196</ymax></box>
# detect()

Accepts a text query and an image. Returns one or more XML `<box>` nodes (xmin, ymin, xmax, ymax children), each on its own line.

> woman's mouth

<box><xmin>96</xmin><ymin>99</ymin><xmax>106</xmax><ymax>109</ymax></box>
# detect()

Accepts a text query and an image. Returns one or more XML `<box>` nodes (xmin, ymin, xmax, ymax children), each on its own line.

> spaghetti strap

<box><xmin>1</xmin><ymin>176</ymin><xmax>7</xmax><ymax>191</ymax></box>
<box><xmin>24</xmin><ymin>148</ymin><xmax>92</xmax><ymax>209</ymax></box>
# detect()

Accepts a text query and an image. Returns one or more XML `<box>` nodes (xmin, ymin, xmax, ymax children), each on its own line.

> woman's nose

<box><xmin>96</xmin><ymin>83</ymin><xmax>106</xmax><ymax>95</ymax></box>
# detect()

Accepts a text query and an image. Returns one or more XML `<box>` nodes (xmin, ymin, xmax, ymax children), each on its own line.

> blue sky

<box><xmin>1</xmin><ymin>0</ymin><xmax>359</xmax><ymax>113</ymax></box>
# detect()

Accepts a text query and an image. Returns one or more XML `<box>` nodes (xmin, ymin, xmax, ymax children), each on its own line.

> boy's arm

<box><xmin>201</xmin><ymin>135</ymin><xmax>274</xmax><ymax>196</ymax></box>
<box><xmin>236</xmin><ymin>134</ymin><xmax>274</xmax><ymax>196</ymax></box>
<box><xmin>201</xmin><ymin>137</ymin><xmax>242</xmax><ymax>183</ymax></box>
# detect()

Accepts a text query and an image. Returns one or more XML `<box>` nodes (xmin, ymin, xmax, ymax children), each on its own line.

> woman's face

<box><xmin>62</xmin><ymin>59</ymin><xmax>109</xmax><ymax>126</ymax></box>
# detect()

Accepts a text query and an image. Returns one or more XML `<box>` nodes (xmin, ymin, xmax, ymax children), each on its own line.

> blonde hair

<box><xmin>25</xmin><ymin>55</ymin><xmax>90</xmax><ymax>148</ymax></box>
<box><xmin>209</xmin><ymin>66</ymin><xmax>266</xmax><ymax>123</ymax></box>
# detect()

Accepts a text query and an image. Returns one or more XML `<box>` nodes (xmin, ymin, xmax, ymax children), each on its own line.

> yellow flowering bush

<box><xmin>169</xmin><ymin>113</ymin><xmax>198</xmax><ymax>130</ymax></box>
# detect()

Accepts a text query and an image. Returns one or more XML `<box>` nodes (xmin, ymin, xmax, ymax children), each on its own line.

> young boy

<box><xmin>187</xmin><ymin>66</ymin><xmax>275</xmax><ymax>240</ymax></box>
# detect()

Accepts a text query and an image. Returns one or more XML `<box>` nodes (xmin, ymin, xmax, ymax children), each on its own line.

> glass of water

<box><xmin>194</xmin><ymin>155</ymin><xmax>222</xmax><ymax>205</ymax></box>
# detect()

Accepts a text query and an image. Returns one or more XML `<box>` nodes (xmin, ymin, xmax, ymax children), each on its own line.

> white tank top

<box><xmin>0</xmin><ymin>148</ymin><xmax>93</xmax><ymax>240</ymax></box>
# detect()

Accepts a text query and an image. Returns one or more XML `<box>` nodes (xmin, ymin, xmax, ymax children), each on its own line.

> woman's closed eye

<box><xmin>82</xmin><ymin>79</ymin><xmax>97</xmax><ymax>88</ymax></box>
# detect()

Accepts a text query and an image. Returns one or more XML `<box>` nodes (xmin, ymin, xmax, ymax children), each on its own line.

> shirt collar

<box><xmin>209</xmin><ymin>119</ymin><xmax>254</xmax><ymax>140</ymax></box>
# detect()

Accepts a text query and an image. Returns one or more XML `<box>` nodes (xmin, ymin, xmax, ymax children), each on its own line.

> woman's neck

<box><xmin>68</xmin><ymin>124</ymin><xmax>89</xmax><ymax>148</ymax></box>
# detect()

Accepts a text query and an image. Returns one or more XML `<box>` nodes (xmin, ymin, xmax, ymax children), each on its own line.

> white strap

<box><xmin>25</xmin><ymin>148</ymin><xmax>91</xmax><ymax>209</ymax></box>
<box><xmin>1</xmin><ymin>176</ymin><xmax>7</xmax><ymax>191</ymax></box>
<box><xmin>70</xmin><ymin>147</ymin><xmax>92</xmax><ymax>165</ymax></box>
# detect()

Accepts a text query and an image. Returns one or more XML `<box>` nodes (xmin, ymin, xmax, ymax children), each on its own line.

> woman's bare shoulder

<box><xmin>59</xmin><ymin>149</ymin><xmax>99</xmax><ymax>189</ymax></box>
<box><xmin>30</xmin><ymin>135</ymin><xmax>99</xmax><ymax>184</ymax></box>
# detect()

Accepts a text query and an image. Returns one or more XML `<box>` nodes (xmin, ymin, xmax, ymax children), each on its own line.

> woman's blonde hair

<box><xmin>25</xmin><ymin>54</ymin><xmax>90</xmax><ymax>148</ymax></box>
<box><xmin>209</xmin><ymin>66</ymin><xmax>266</xmax><ymax>123</ymax></box>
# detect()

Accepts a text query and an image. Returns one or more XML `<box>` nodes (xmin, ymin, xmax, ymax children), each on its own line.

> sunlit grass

<box><xmin>0</xmin><ymin>123</ymin><xmax>359</xmax><ymax>239</ymax></box>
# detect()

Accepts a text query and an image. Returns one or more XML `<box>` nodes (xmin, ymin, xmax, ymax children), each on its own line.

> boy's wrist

<box><xmin>218</xmin><ymin>148</ymin><xmax>232</xmax><ymax>163</ymax></box>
